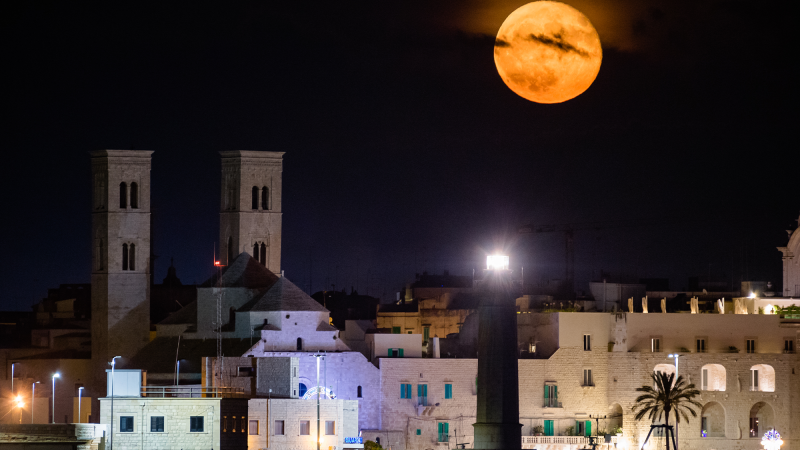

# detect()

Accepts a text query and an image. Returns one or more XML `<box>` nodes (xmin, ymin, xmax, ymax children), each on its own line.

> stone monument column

<box><xmin>473</xmin><ymin>262</ymin><xmax>521</xmax><ymax>450</ymax></box>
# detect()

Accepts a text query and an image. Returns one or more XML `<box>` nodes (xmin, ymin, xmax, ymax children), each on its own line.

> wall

<box><xmin>367</xmin><ymin>334</ymin><xmax>422</xmax><ymax>362</ymax></box>
<box><xmin>247</xmin><ymin>398</ymin><xmax>358</xmax><ymax>450</ymax></box>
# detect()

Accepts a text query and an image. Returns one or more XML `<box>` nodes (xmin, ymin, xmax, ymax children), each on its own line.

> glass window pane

<box><xmin>275</xmin><ymin>420</ymin><xmax>285</xmax><ymax>435</ymax></box>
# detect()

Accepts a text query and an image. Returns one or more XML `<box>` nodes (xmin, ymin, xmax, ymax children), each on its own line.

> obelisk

<box><xmin>473</xmin><ymin>256</ymin><xmax>521</xmax><ymax>450</ymax></box>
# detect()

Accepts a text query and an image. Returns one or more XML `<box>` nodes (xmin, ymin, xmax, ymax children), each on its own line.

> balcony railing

<box><xmin>141</xmin><ymin>386</ymin><xmax>245</xmax><ymax>398</ymax></box>
<box><xmin>543</xmin><ymin>398</ymin><xmax>562</xmax><ymax>408</ymax></box>
<box><xmin>522</xmin><ymin>436</ymin><xmax>621</xmax><ymax>447</ymax></box>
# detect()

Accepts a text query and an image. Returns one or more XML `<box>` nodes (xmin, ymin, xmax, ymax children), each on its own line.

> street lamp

<box><xmin>78</xmin><ymin>387</ymin><xmax>85</xmax><ymax>423</ymax></box>
<box><xmin>31</xmin><ymin>381</ymin><xmax>40</xmax><ymax>424</ymax></box>
<box><xmin>11</xmin><ymin>363</ymin><xmax>16</xmax><ymax>396</ymax></box>
<box><xmin>176</xmin><ymin>360</ymin><xmax>181</xmax><ymax>386</ymax></box>
<box><xmin>109</xmin><ymin>356</ymin><xmax>121</xmax><ymax>450</ymax></box>
<box><xmin>51</xmin><ymin>373</ymin><xmax>60</xmax><ymax>424</ymax></box>
<box><xmin>16</xmin><ymin>396</ymin><xmax>24</xmax><ymax>424</ymax></box>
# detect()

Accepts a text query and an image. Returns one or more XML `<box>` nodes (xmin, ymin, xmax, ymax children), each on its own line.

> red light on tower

<box><xmin>214</xmin><ymin>261</ymin><xmax>221</xmax><ymax>266</ymax></box>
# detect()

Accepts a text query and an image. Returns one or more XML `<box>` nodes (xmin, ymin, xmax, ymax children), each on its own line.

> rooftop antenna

<box><xmin>213</xmin><ymin>245</ymin><xmax>224</xmax><ymax>390</ymax></box>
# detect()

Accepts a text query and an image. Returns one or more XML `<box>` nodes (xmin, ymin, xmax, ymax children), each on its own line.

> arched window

<box><xmin>357</xmin><ymin>386</ymin><xmax>362</xmax><ymax>398</ymax></box>
<box><xmin>252</xmin><ymin>186</ymin><xmax>259</xmax><ymax>210</ymax></box>
<box><xmin>119</xmin><ymin>182</ymin><xmax>127</xmax><ymax>208</ymax></box>
<box><xmin>130</xmin><ymin>182</ymin><xmax>138</xmax><ymax>208</ymax></box>
<box><xmin>261</xmin><ymin>187</ymin><xmax>269</xmax><ymax>210</ymax></box>
<box><xmin>299</xmin><ymin>383</ymin><xmax>308</xmax><ymax>397</ymax></box>
<box><xmin>297</xmin><ymin>338</ymin><xmax>302</xmax><ymax>351</ymax></box>
<box><xmin>122</xmin><ymin>244</ymin><xmax>128</xmax><ymax>270</ymax></box>
<box><xmin>129</xmin><ymin>244</ymin><xmax>135</xmax><ymax>271</ymax></box>
<box><xmin>749</xmin><ymin>402</ymin><xmax>775</xmax><ymax>437</ymax></box>
<box><xmin>227</xmin><ymin>236</ymin><xmax>233</xmax><ymax>265</ymax></box>
<box><xmin>253</xmin><ymin>243</ymin><xmax>259</xmax><ymax>262</ymax></box>
<box><xmin>749</xmin><ymin>364</ymin><xmax>775</xmax><ymax>392</ymax></box>
<box><xmin>700</xmin><ymin>364</ymin><xmax>726</xmax><ymax>391</ymax></box>
<box><xmin>260</xmin><ymin>243</ymin><xmax>267</xmax><ymax>266</ymax></box>
<box><xmin>608</xmin><ymin>403</ymin><xmax>623</xmax><ymax>434</ymax></box>
<box><xmin>700</xmin><ymin>402</ymin><xmax>726</xmax><ymax>437</ymax></box>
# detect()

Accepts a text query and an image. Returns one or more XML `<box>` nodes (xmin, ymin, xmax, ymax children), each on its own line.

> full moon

<box><xmin>494</xmin><ymin>1</ymin><xmax>602</xmax><ymax>104</ymax></box>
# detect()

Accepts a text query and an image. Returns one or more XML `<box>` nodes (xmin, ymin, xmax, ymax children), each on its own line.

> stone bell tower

<box><xmin>219</xmin><ymin>151</ymin><xmax>283</xmax><ymax>272</ymax></box>
<box><xmin>90</xmin><ymin>150</ymin><xmax>152</xmax><ymax>371</ymax></box>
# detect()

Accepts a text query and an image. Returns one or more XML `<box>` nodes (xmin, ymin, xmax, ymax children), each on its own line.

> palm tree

<box><xmin>632</xmin><ymin>371</ymin><xmax>702</xmax><ymax>450</ymax></box>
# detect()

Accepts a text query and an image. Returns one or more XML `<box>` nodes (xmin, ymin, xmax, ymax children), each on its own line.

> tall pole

<box><xmin>110</xmin><ymin>356</ymin><xmax>121</xmax><ymax>450</ymax></box>
<box><xmin>11</xmin><ymin>363</ymin><xmax>15</xmax><ymax>396</ymax></box>
<box><xmin>316</xmin><ymin>355</ymin><xmax>321</xmax><ymax>450</ymax></box>
<box><xmin>32</xmin><ymin>382</ymin><xmax>39</xmax><ymax>424</ymax></box>
<box><xmin>177</xmin><ymin>361</ymin><xmax>181</xmax><ymax>386</ymax></box>
<box><xmin>668</xmin><ymin>354</ymin><xmax>680</xmax><ymax>449</ymax></box>
<box><xmin>51</xmin><ymin>373</ymin><xmax>60</xmax><ymax>423</ymax></box>
<box><xmin>78</xmin><ymin>387</ymin><xmax>84</xmax><ymax>423</ymax></box>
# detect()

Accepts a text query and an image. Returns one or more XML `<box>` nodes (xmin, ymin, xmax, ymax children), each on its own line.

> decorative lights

<box><xmin>761</xmin><ymin>429</ymin><xmax>783</xmax><ymax>450</ymax></box>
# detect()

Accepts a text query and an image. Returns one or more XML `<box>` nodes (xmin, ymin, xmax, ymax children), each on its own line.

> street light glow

<box><xmin>487</xmin><ymin>255</ymin><xmax>509</xmax><ymax>271</ymax></box>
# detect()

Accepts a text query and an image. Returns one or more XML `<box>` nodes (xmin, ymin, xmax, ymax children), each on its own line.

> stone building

<box><xmin>778</xmin><ymin>212</ymin><xmax>800</xmax><ymax>297</ymax></box>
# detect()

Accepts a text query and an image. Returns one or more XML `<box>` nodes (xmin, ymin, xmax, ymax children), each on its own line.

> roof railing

<box><xmin>141</xmin><ymin>386</ymin><xmax>245</xmax><ymax>398</ymax></box>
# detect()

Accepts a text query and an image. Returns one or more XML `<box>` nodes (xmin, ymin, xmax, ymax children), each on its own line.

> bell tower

<box><xmin>219</xmin><ymin>151</ymin><xmax>284</xmax><ymax>272</ymax></box>
<box><xmin>90</xmin><ymin>150</ymin><xmax>152</xmax><ymax>371</ymax></box>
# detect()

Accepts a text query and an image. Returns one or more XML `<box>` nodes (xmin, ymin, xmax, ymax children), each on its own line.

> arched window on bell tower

<box><xmin>130</xmin><ymin>182</ymin><xmax>138</xmax><ymax>208</ymax></box>
<box><xmin>252</xmin><ymin>186</ymin><xmax>259</xmax><ymax>210</ymax></box>
<box><xmin>260</xmin><ymin>243</ymin><xmax>267</xmax><ymax>266</ymax></box>
<box><xmin>261</xmin><ymin>186</ymin><xmax>269</xmax><ymax>210</ymax></box>
<box><xmin>122</xmin><ymin>244</ymin><xmax>129</xmax><ymax>270</ymax></box>
<box><xmin>129</xmin><ymin>243</ymin><xmax>136</xmax><ymax>271</ymax></box>
<box><xmin>253</xmin><ymin>243</ymin><xmax>260</xmax><ymax>263</ymax></box>
<box><xmin>120</xmin><ymin>182</ymin><xmax>128</xmax><ymax>209</ymax></box>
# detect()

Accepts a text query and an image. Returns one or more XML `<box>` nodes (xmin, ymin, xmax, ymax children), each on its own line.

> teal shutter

<box><xmin>407</xmin><ymin>384</ymin><xmax>412</xmax><ymax>398</ymax></box>
<box><xmin>586</xmin><ymin>421</ymin><xmax>591</xmax><ymax>437</ymax></box>
<box><xmin>445</xmin><ymin>384</ymin><xmax>452</xmax><ymax>399</ymax></box>
<box><xmin>424</xmin><ymin>385</ymin><xmax>427</xmax><ymax>397</ymax></box>
<box><xmin>553</xmin><ymin>385</ymin><xmax>557</xmax><ymax>399</ymax></box>
<box><xmin>438</xmin><ymin>423</ymin><xmax>443</xmax><ymax>434</ymax></box>
<box><xmin>389</xmin><ymin>348</ymin><xmax>393</xmax><ymax>357</ymax></box>
<box><xmin>444</xmin><ymin>423</ymin><xmax>449</xmax><ymax>434</ymax></box>
<box><xmin>418</xmin><ymin>384</ymin><xmax>422</xmax><ymax>397</ymax></box>
<box><xmin>401</xmin><ymin>384</ymin><xmax>405</xmax><ymax>398</ymax></box>
<box><xmin>399</xmin><ymin>348</ymin><xmax>404</xmax><ymax>357</ymax></box>
<box><xmin>544</xmin><ymin>386</ymin><xmax>549</xmax><ymax>398</ymax></box>
<box><xmin>416</xmin><ymin>429</ymin><xmax>421</xmax><ymax>436</ymax></box>
<box><xmin>544</xmin><ymin>420</ymin><xmax>553</xmax><ymax>436</ymax></box>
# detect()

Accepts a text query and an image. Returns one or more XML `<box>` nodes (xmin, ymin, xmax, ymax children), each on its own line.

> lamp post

<box><xmin>31</xmin><ymin>381</ymin><xmax>40</xmax><ymax>423</ymax></box>
<box><xmin>176</xmin><ymin>360</ymin><xmax>181</xmax><ymax>386</ymax></box>
<box><xmin>11</xmin><ymin>362</ymin><xmax>16</xmax><ymax>396</ymax></box>
<box><xmin>109</xmin><ymin>356</ymin><xmax>121</xmax><ymax>450</ymax></box>
<box><xmin>78</xmin><ymin>387</ymin><xmax>84</xmax><ymax>423</ymax></box>
<box><xmin>667</xmin><ymin>354</ymin><xmax>681</xmax><ymax>448</ymax></box>
<box><xmin>51</xmin><ymin>373</ymin><xmax>60</xmax><ymax>423</ymax></box>
<box><xmin>16</xmin><ymin>396</ymin><xmax>24</xmax><ymax>424</ymax></box>
<box><xmin>589</xmin><ymin>414</ymin><xmax>606</xmax><ymax>449</ymax></box>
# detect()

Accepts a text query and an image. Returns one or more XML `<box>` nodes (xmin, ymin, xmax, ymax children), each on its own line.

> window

<box><xmin>120</xmin><ymin>416</ymin><xmax>134</xmax><ymax>432</ymax></box>
<box><xmin>785</xmin><ymin>338</ymin><xmax>796</xmax><ymax>353</ymax></box>
<box><xmin>223</xmin><ymin>416</ymin><xmax>228</xmax><ymax>432</ymax></box>
<box><xmin>120</xmin><ymin>182</ymin><xmax>127</xmax><ymax>208</ymax></box>
<box><xmin>416</xmin><ymin>429</ymin><xmax>421</xmax><ymax>436</ymax></box>
<box><xmin>299</xmin><ymin>383</ymin><xmax>308</xmax><ymax>397</ymax></box>
<box><xmin>651</xmin><ymin>338</ymin><xmax>661</xmax><ymax>352</ymax></box>
<box><xmin>401</xmin><ymin>383</ymin><xmax>412</xmax><ymax>399</ymax></box>
<box><xmin>583</xmin><ymin>369</ymin><xmax>593</xmax><ymax>386</ymax></box>
<box><xmin>297</xmin><ymin>338</ymin><xmax>302</xmax><ymax>351</ymax></box>
<box><xmin>407</xmin><ymin>330</ymin><xmax>413</xmax><ymax>334</ymax></box>
<box><xmin>696</xmin><ymin>337</ymin><xmax>707</xmax><ymax>353</ymax></box>
<box><xmin>275</xmin><ymin>420</ymin><xmax>285</xmax><ymax>435</ymax></box>
<box><xmin>544</xmin><ymin>384</ymin><xmax>558</xmax><ymax>407</ymax></box>
<box><xmin>260</xmin><ymin>243</ymin><xmax>267</xmax><ymax>266</ymax></box>
<box><xmin>746</xmin><ymin>339</ymin><xmax>756</xmax><ymax>353</ymax></box>
<box><xmin>392</xmin><ymin>326</ymin><xmax>401</xmax><ymax>334</ymax></box>
<box><xmin>249</xmin><ymin>420</ymin><xmax>258</xmax><ymax>435</ymax></box>
<box><xmin>129</xmin><ymin>243</ymin><xmax>135</xmax><ymax>271</ymax></box>
<box><xmin>253</xmin><ymin>243</ymin><xmax>260</xmax><ymax>262</ymax></box>
<box><xmin>418</xmin><ymin>384</ymin><xmax>428</xmax><ymax>406</ymax></box>
<box><xmin>357</xmin><ymin>385</ymin><xmax>362</xmax><ymax>398</ymax></box>
<box><xmin>388</xmin><ymin>348</ymin><xmax>404</xmax><ymax>358</ymax></box>
<box><xmin>437</xmin><ymin>422</ymin><xmax>449</xmax><ymax>442</ymax></box>
<box><xmin>150</xmin><ymin>416</ymin><xmax>164</xmax><ymax>432</ymax></box>
<box><xmin>583</xmin><ymin>334</ymin><xmax>591</xmax><ymax>351</ymax></box>
<box><xmin>423</xmin><ymin>327</ymin><xmax>430</xmax><ymax>343</ymax></box>
<box><xmin>444</xmin><ymin>383</ymin><xmax>453</xmax><ymax>399</ymax></box>
<box><xmin>300</xmin><ymin>420</ymin><xmax>310</xmax><ymax>435</ymax></box>
<box><xmin>130</xmin><ymin>182</ymin><xmax>138</xmax><ymax>208</ymax></box>
<box><xmin>325</xmin><ymin>421</ymin><xmax>335</xmax><ymax>435</ymax></box>
<box><xmin>190</xmin><ymin>416</ymin><xmax>204</xmax><ymax>432</ymax></box>
<box><xmin>751</xmin><ymin>368</ymin><xmax>759</xmax><ymax>391</ymax></box>
<box><xmin>122</xmin><ymin>244</ymin><xmax>128</xmax><ymax>270</ymax></box>
<box><xmin>252</xmin><ymin>186</ymin><xmax>259</xmax><ymax>210</ymax></box>
<box><xmin>544</xmin><ymin>420</ymin><xmax>554</xmax><ymax>436</ymax></box>
<box><xmin>238</xmin><ymin>367</ymin><xmax>255</xmax><ymax>377</ymax></box>
<box><xmin>261</xmin><ymin>187</ymin><xmax>269</xmax><ymax>210</ymax></box>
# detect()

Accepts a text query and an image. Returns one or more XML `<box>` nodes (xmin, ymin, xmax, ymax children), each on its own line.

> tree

<box><xmin>364</xmin><ymin>440</ymin><xmax>383</xmax><ymax>450</ymax></box>
<box><xmin>631</xmin><ymin>371</ymin><xmax>702</xmax><ymax>450</ymax></box>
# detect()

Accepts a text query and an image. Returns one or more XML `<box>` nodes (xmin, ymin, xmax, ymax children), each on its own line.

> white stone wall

<box><xmin>367</xmin><ymin>334</ymin><xmax>423</xmax><ymax>361</ymax></box>
<box><xmin>252</xmin><ymin>311</ymin><xmax>349</xmax><ymax>353</ymax></box>
<box><xmin>247</xmin><ymin>398</ymin><xmax>358</xmax><ymax>450</ymax></box>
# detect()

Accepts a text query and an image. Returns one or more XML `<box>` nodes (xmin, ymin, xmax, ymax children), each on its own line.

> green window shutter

<box><xmin>423</xmin><ymin>385</ymin><xmax>427</xmax><ymax>397</ymax></box>
<box><xmin>392</xmin><ymin>327</ymin><xmax>401</xmax><ymax>334</ymax></box>
<box><xmin>586</xmin><ymin>420</ymin><xmax>591</xmax><ymax>437</ymax></box>
<box><xmin>553</xmin><ymin>385</ymin><xmax>557</xmax><ymax>399</ymax></box>
<box><xmin>418</xmin><ymin>384</ymin><xmax>422</xmax><ymax>397</ymax></box>
<box><xmin>388</xmin><ymin>348</ymin><xmax>393</xmax><ymax>357</ymax></box>
<box><xmin>445</xmin><ymin>384</ymin><xmax>452</xmax><ymax>399</ymax></box>
<box><xmin>544</xmin><ymin>420</ymin><xmax>553</xmax><ymax>436</ymax></box>
<box><xmin>407</xmin><ymin>384</ymin><xmax>412</xmax><ymax>398</ymax></box>
<box><xmin>438</xmin><ymin>423</ymin><xmax>443</xmax><ymax>434</ymax></box>
<box><xmin>444</xmin><ymin>423</ymin><xmax>449</xmax><ymax>434</ymax></box>
<box><xmin>544</xmin><ymin>386</ymin><xmax>549</xmax><ymax>399</ymax></box>
<box><xmin>399</xmin><ymin>348</ymin><xmax>404</xmax><ymax>357</ymax></box>
<box><xmin>416</xmin><ymin>429</ymin><xmax>421</xmax><ymax>436</ymax></box>
<box><xmin>401</xmin><ymin>384</ymin><xmax>405</xmax><ymax>398</ymax></box>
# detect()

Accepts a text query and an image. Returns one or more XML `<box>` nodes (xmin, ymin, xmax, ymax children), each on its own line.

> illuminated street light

<box><xmin>487</xmin><ymin>255</ymin><xmax>509</xmax><ymax>271</ymax></box>
<box><xmin>78</xmin><ymin>387</ymin><xmax>85</xmax><ymax>423</ymax></box>
<box><xmin>110</xmin><ymin>356</ymin><xmax>122</xmax><ymax>450</ymax></box>
<box><xmin>16</xmin><ymin>397</ymin><xmax>24</xmax><ymax>424</ymax></box>
<box><xmin>31</xmin><ymin>381</ymin><xmax>40</xmax><ymax>424</ymax></box>
<box><xmin>51</xmin><ymin>373</ymin><xmax>60</xmax><ymax>423</ymax></box>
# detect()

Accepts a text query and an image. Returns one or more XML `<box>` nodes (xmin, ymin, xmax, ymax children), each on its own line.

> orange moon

<box><xmin>494</xmin><ymin>1</ymin><xmax>602</xmax><ymax>104</ymax></box>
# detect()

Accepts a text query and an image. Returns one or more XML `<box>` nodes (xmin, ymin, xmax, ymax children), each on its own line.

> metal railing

<box><xmin>522</xmin><ymin>436</ymin><xmax>589</xmax><ymax>445</ymax></box>
<box><xmin>141</xmin><ymin>386</ymin><xmax>245</xmax><ymax>398</ymax></box>
<box><xmin>543</xmin><ymin>398</ymin><xmax>562</xmax><ymax>408</ymax></box>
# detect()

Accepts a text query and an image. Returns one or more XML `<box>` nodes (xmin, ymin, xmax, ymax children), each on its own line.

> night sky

<box><xmin>3</xmin><ymin>1</ymin><xmax>797</xmax><ymax>310</ymax></box>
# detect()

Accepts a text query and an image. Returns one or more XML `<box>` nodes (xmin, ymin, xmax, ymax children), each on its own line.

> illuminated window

<box><xmin>119</xmin><ymin>182</ymin><xmax>127</xmax><ymax>208</ymax></box>
<box><xmin>130</xmin><ymin>182</ymin><xmax>138</xmax><ymax>208</ymax></box>
<box><xmin>252</xmin><ymin>186</ymin><xmax>259</xmax><ymax>210</ymax></box>
<box><xmin>122</xmin><ymin>244</ymin><xmax>128</xmax><ymax>270</ymax></box>
<box><xmin>262</xmin><ymin>186</ymin><xmax>269</xmax><ymax>210</ymax></box>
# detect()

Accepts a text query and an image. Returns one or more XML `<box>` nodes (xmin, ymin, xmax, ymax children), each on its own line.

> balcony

<box><xmin>522</xmin><ymin>436</ymin><xmax>620</xmax><ymax>448</ymax></box>
<box><xmin>543</xmin><ymin>398</ymin><xmax>562</xmax><ymax>408</ymax></box>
